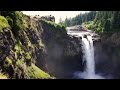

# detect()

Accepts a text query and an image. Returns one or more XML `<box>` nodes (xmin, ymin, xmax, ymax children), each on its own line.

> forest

<box><xmin>61</xmin><ymin>11</ymin><xmax>120</xmax><ymax>33</ymax></box>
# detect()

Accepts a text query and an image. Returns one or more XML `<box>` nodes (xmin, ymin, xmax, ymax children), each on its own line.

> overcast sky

<box><xmin>22</xmin><ymin>11</ymin><xmax>90</xmax><ymax>23</ymax></box>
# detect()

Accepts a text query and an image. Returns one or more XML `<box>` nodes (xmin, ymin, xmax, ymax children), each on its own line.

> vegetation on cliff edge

<box><xmin>0</xmin><ymin>16</ymin><xmax>10</xmax><ymax>32</ymax></box>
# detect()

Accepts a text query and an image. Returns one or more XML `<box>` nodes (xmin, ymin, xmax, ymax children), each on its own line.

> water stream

<box><xmin>77</xmin><ymin>35</ymin><xmax>104</xmax><ymax>79</ymax></box>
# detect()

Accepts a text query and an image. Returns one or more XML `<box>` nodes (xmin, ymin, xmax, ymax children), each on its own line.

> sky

<box><xmin>22</xmin><ymin>11</ymin><xmax>90</xmax><ymax>23</ymax></box>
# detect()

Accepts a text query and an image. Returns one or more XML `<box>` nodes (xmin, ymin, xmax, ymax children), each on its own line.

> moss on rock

<box><xmin>26</xmin><ymin>63</ymin><xmax>53</xmax><ymax>79</ymax></box>
<box><xmin>4</xmin><ymin>57</ymin><xmax>12</xmax><ymax>68</ymax></box>
<box><xmin>0</xmin><ymin>16</ymin><xmax>10</xmax><ymax>32</ymax></box>
<box><xmin>0</xmin><ymin>73</ymin><xmax>8</xmax><ymax>79</ymax></box>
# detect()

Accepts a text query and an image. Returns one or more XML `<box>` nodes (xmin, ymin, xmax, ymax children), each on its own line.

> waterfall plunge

<box><xmin>74</xmin><ymin>35</ymin><xmax>104</xmax><ymax>79</ymax></box>
<box><xmin>82</xmin><ymin>36</ymin><xmax>95</xmax><ymax>76</ymax></box>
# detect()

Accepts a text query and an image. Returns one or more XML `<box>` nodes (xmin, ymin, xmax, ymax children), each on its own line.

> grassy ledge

<box><xmin>0</xmin><ymin>73</ymin><xmax>8</xmax><ymax>79</ymax></box>
<box><xmin>26</xmin><ymin>63</ymin><xmax>54</xmax><ymax>79</ymax></box>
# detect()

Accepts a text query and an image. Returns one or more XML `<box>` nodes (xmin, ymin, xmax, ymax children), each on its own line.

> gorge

<box><xmin>67</xmin><ymin>30</ymin><xmax>105</xmax><ymax>79</ymax></box>
<box><xmin>0</xmin><ymin>11</ymin><xmax>120</xmax><ymax>79</ymax></box>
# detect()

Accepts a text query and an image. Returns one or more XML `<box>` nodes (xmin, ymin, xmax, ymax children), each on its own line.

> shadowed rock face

<box><xmin>83</xmin><ymin>35</ymin><xmax>87</xmax><ymax>38</ymax></box>
<box><xmin>0</xmin><ymin>28</ymin><xmax>15</xmax><ymax>62</ymax></box>
<box><xmin>94</xmin><ymin>33</ymin><xmax>120</xmax><ymax>78</ymax></box>
<box><xmin>40</xmin><ymin>22</ymin><xmax>84</xmax><ymax>79</ymax></box>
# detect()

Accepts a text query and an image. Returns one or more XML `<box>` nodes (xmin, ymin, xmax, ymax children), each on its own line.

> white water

<box><xmin>82</xmin><ymin>36</ymin><xmax>95</xmax><ymax>76</ymax></box>
<box><xmin>67</xmin><ymin>30</ymin><xmax>104</xmax><ymax>79</ymax></box>
<box><xmin>74</xmin><ymin>35</ymin><xmax>104</xmax><ymax>79</ymax></box>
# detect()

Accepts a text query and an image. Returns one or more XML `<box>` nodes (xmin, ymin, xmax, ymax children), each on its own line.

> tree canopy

<box><xmin>62</xmin><ymin>11</ymin><xmax>120</xmax><ymax>33</ymax></box>
<box><xmin>60</xmin><ymin>11</ymin><xmax>96</xmax><ymax>27</ymax></box>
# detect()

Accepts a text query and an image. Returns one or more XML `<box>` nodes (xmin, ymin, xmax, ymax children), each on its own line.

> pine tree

<box><xmin>104</xmin><ymin>19</ymin><xmax>111</xmax><ymax>32</ymax></box>
<box><xmin>112</xmin><ymin>11</ymin><xmax>120</xmax><ymax>29</ymax></box>
<box><xmin>59</xmin><ymin>18</ymin><xmax>63</xmax><ymax>24</ymax></box>
<box><xmin>63</xmin><ymin>11</ymin><xmax>96</xmax><ymax>27</ymax></box>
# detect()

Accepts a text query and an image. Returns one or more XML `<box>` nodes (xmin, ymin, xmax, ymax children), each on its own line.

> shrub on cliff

<box><xmin>41</xmin><ymin>20</ymin><xmax>67</xmax><ymax>36</ymax></box>
<box><xmin>82</xmin><ymin>21</ymin><xmax>94</xmax><ymax>30</ymax></box>
<box><xmin>1</xmin><ymin>11</ymin><xmax>28</xmax><ymax>36</ymax></box>
<box><xmin>0</xmin><ymin>16</ymin><xmax>10</xmax><ymax>31</ymax></box>
<box><xmin>0</xmin><ymin>73</ymin><xmax>8</xmax><ymax>79</ymax></box>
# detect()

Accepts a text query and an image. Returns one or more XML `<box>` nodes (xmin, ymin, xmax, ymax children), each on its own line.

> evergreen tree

<box><xmin>59</xmin><ymin>18</ymin><xmax>63</xmax><ymax>24</ymax></box>
<box><xmin>112</xmin><ymin>11</ymin><xmax>120</xmax><ymax>29</ymax></box>
<box><xmin>63</xmin><ymin>11</ymin><xmax>96</xmax><ymax>27</ymax></box>
<box><xmin>62</xmin><ymin>11</ymin><xmax>120</xmax><ymax>33</ymax></box>
<box><xmin>104</xmin><ymin>19</ymin><xmax>111</xmax><ymax>32</ymax></box>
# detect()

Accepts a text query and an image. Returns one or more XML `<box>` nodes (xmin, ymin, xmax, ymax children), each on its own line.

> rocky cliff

<box><xmin>94</xmin><ymin>32</ymin><xmax>120</xmax><ymax>78</ymax></box>
<box><xmin>0</xmin><ymin>11</ymin><xmax>83</xmax><ymax>79</ymax></box>
<box><xmin>40</xmin><ymin>21</ymin><xmax>83</xmax><ymax>78</ymax></box>
<box><xmin>0</xmin><ymin>12</ymin><xmax>54</xmax><ymax>79</ymax></box>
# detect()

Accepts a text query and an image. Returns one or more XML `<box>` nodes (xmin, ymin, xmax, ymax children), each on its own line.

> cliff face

<box><xmin>94</xmin><ymin>33</ymin><xmax>120</xmax><ymax>78</ymax></box>
<box><xmin>40</xmin><ymin>21</ymin><xmax>83</xmax><ymax>78</ymax></box>
<box><xmin>0</xmin><ymin>12</ymin><xmax>83</xmax><ymax>79</ymax></box>
<box><xmin>0</xmin><ymin>14</ymin><xmax>53</xmax><ymax>79</ymax></box>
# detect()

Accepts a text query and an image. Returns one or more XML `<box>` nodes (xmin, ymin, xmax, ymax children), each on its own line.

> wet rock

<box><xmin>83</xmin><ymin>35</ymin><xmax>87</xmax><ymax>38</ymax></box>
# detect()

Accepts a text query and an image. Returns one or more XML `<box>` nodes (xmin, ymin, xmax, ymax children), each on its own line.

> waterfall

<box><xmin>66</xmin><ymin>27</ymin><xmax>107</xmax><ymax>79</ymax></box>
<box><xmin>82</xmin><ymin>35</ymin><xmax>95</xmax><ymax>76</ymax></box>
<box><xmin>74</xmin><ymin>35</ymin><xmax>104</xmax><ymax>79</ymax></box>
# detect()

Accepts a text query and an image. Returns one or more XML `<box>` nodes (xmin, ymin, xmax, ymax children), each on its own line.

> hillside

<box><xmin>0</xmin><ymin>11</ymin><xmax>83</xmax><ymax>79</ymax></box>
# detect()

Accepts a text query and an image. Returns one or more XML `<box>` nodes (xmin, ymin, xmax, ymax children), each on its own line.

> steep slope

<box><xmin>40</xmin><ymin>20</ymin><xmax>83</xmax><ymax>78</ymax></box>
<box><xmin>0</xmin><ymin>11</ymin><xmax>53</xmax><ymax>79</ymax></box>
<box><xmin>94</xmin><ymin>33</ymin><xmax>120</xmax><ymax>78</ymax></box>
<box><xmin>0</xmin><ymin>11</ymin><xmax>83</xmax><ymax>79</ymax></box>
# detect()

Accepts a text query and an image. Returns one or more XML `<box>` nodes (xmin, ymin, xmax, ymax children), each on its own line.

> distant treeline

<box><xmin>59</xmin><ymin>11</ymin><xmax>96</xmax><ymax>27</ymax></box>
<box><xmin>60</xmin><ymin>11</ymin><xmax>120</xmax><ymax>33</ymax></box>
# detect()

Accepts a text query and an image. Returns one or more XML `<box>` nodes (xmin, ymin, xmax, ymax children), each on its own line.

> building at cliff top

<box><xmin>33</xmin><ymin>15</ymin><xmax>55</xmax><ymax>22</ymax></box>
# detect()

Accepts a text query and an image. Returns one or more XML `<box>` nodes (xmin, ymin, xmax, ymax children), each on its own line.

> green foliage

<box><xmin>62</xmin><ymin>11</ymin><xmax>96</xmax><ymax>27</ymax></box>
<box><xmin>0</xmin><ymin>73</ymin><xmax>8</xmax><ymax>79</ymax></box>
<box><xmin>1</xmin><ymin>11</ymin><xmax>28</xmax><ymax>37</ymax></box>
<box><xmin>42</xmin><ymin>20</ymin><xmax>66</xmax><ymax>34</ymax></box>
<box><xmin>6</xmin><ymin>16</ymin><xmax>13</xmax><ymax>27</ymax></box>
<box><xmin>46</xmin><ymin>20</ymin><xmax>65</xmax><ymax>29</ymax></box>
<box><xmin>58</xmin><ymin>18</ymin><xmax>64</xmax><ymax>25</ymax></box>
<box><xmin>0</xmin><ymin>12</ymin><xmax>55</xmax><ymax>79</ymax></box>
<box><xmin>25</xmin><ymin>52</ymin><xmax>31</xmax><ymax>60</ymax></box>
<box><xmin>4</xmin><ymin>57</ymin><xmax>12</xmax><ymax>68</ymax></box>
<box><xmin>26</xmin><ymin>63</ymin><xmax>53</xmax><ymax>79</ymax></box>
<box><xmin>103</xmin><ymin>19</ymin><xmax>111</xmax><ymax>31</ymax></box>
<box><xmin>62</xmin><ymin>11</ymin><xmax>120</xmax><ymax>33</ymax></box>
<box><xmin>12</xmin><ymin>11</ymin><xmax>28</xmax><ymax>30</ymax></box>
<box><xmin>37</xmin><ymin>40</ymin><xmax>45</xmax><ymax>48</ymax></box>
<box><xmin>111</xmin><ymin>11</ymin><xmax>120</xmax><ymax>29</ymax></box>
<box><xmin>0</xmin><ymin>16</ymin><xmax>10</xmax><ymax>31</ymax></box>
<box><xmin>64</xmin><ymin>17</ymin><xmax>71</xmax><ymax>27</ymax></box>
<box><xmin>92</xmin><ymin>11</ymin><xmax>120</xmax><ymax>33</ymax></box>
<box><xmin>82</xmin><ymin>21</ymin><xmax>94</xmax><ymax>30</ymax></box>
<box><xmin>16</xmin><ymin>59</ymin><xmax>22</xmax><ymax>67</ymax></box>
<box><xmin>14</xmin><ymin>42</ymin><xmax>21</xmax><ymax>51</ymax></box>
<box><xmin>14</xmin><ymin>40</ymin><xmax>24</xmax><ymax>59</ymax></box>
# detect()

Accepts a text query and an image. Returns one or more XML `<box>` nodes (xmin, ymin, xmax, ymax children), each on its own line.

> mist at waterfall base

<box><xmin>73</xmin><ymin>35</ymin><xmax>104</xmax><ymax>79</ymax></box>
